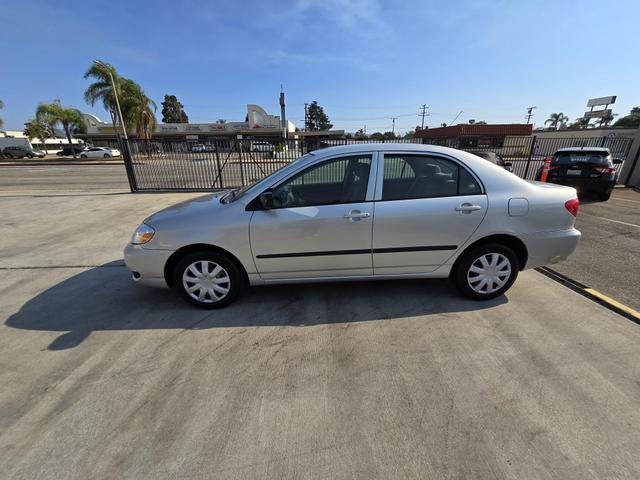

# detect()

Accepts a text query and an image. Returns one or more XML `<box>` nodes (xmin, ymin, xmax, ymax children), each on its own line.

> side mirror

<box><xmin>259</xmin><ymin>191</ymin><xmax>274</xmax><ymax>209</ymax></box>
<box><xmin>613</xmin><ymin>158</ymin><xmax>623</xmax><ymax>165</ymax></box>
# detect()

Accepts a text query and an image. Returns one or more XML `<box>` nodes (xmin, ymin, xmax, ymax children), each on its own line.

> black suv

<box><xmin>56</xmin><ymin>146</ymin><xmax>86</xmax><ymax>156</ymax></box>
<box><xmin>535</xmin><ymin>147</ymin><xmax>621</xmax><ymax>201</ymax></box>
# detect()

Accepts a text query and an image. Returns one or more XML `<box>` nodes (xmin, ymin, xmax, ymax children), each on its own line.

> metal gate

<box><xmin>121</xmin><ymin>135</ymin><xmax>634</xmax><ymax>192</ymax></box>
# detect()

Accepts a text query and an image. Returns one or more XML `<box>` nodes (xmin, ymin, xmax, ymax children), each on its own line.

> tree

<box><xmin>120</xmin><ymin>81</ymin><xmax>157</xmax><ymax>141</ymax></box>
<box><xmin>369</xmin><ymin>132</ymin><xmax>384</xmax><ymax>140</ymax></box>
<box><xmin>614</xmin><ymin>107</ymin><xmax>640</xmax><ymax>128</ymax></box>
<box><xmin>216</xmin><ymin>119</ymin><xmax>226</xmax><ymax>124</ymax></box>
<box><xmin>403</xmin><ymin>129</ymin><xmax>416</xmax><ymax>139</ymax></box>
<box><xmin>83</xmin><ymin>60</ymin><xmax>123</xmax><ymax>131</ymax></box>
<box><xmin>569</xmin><ymin>116</ymin><xmax>591</xmax><ymax>129</ymax></box>
<box><xmin>0</xmin><ymin>99</ymin><xmax>4</xmax><ymax>129</ymax></box>
<box><xmin>36</xmin><ymin>100</ymin><xmax>85</xmax><ymax>158</ymax></box>
<box><xmin>354</xmin><ymin>128</ymin><xmax>367</xmax><ymax>139</ymax></box>
<box><xmin>161</xmin><ymin>94</ymin><xmax>188</xmax><ymax>123</ymax></box>
<box><xmin>305</xmin><ymin>101</ymin><xmax>333</xmax><ymax>131</ymax></box>
<box><xmin>84</xmin><ymin>59</ymin><xmax>157</xmax><ymax>138</ymax></box>
<box><xmin>23</xmin><ymin>119</ymin><xmax>53</xmax><ymax>152</ymax></box>
<box><xmin>544</xmin><ymin>112</ymin><xmax>569</xmax><ymax>130</ymax></box>
<box><xmin>598</xmin><ymin>110</ymin><xmax>616</xmax><ymax>127</ymax></box>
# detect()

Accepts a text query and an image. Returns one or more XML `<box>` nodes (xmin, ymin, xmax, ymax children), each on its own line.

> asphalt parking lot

<box><xmin>1</xmin><ymin>170</ymin><xmax>640</xmax><ymax>479</ymax></box>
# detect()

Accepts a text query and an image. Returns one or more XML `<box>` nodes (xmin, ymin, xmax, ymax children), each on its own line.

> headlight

<box><xmin>131</xmin><ymin>224</ymin><xmax>155</xmax><ymax>244</ymax></box>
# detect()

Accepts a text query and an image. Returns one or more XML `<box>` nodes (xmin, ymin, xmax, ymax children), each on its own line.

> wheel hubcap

<box><xmin>182</xmin><ymin>260</ymin><xmax>230</xmax><ymax>303</ymax></box>
<box><xmin>467</xmin><ymin>253</ymin><xmax>511</xmax><ymax>294</ymax></box>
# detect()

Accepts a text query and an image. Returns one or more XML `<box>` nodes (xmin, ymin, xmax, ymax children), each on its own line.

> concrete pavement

<box><xmin>1</xmin><ymin>189</ymin><xmax>640</xmax><ymax>479</ymax></box>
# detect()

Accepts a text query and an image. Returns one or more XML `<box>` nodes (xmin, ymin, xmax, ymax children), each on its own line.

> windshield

<box><xmin>553</xmin><ymin>152</ymin><xmax>609</xmax><ymax>165</ymax></box>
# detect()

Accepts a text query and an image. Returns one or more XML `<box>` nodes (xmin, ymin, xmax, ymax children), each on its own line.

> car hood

<box><xmin>144</xmin><ymin>192</ymin><xmax>229</xmax><ymax>226</ymax></box>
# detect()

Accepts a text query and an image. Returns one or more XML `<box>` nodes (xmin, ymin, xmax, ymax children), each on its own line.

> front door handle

<box><xmin>455</xmin><ymin>203</ymin><xmax>482</xmax><ymax>213</ymax></box>
<box><xmin>344</xmin><ymin>210</ymin><xmax>371</xmax><ymax>220</ymax></box>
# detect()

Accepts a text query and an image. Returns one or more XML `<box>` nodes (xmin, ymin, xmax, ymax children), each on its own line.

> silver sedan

<box><xmin>124</xmin><ymin>144</ymin><xmax>581</xmax><ymax>308</ymax></box>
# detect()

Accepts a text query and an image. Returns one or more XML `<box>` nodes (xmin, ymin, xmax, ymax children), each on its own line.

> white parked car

<box><xmin>125</xmin><ymin>144</ymin><xmax>581</xmax><ymax>308</ymax></box>
<box><xmin>191</xmin><ymin>144</ymin><xmax>206</xmax><ymax>153</ymax></box>
<box><xmin>251</xmin><ymin>141</ymin><xmax>274</xmax><ymax>152</ymax></box>
<box><xmin>79</xmin><ymin>147</ymin><xmax>121</xmax><ymax>158</ymax></box>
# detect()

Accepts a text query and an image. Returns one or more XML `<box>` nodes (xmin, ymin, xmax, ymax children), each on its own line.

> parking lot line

<box><xmin>579</xmin><ymin>212</ymin><xmax>640</xmax><ymax>229</ymax></box>
<box><xmin>611</xmin><ymin>196</ymin><xmax>640</xmax><ymax>204</ymax></box>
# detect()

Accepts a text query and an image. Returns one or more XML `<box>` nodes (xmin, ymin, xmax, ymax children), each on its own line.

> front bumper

<box><xmin>520</xmin><ymin>228</ymin><xmax>581</xmax><ymax>269</ymax></box>
<box><xmin>124</xmin><ymin>244</ymin><xmax>173</xmax><ymax>288</ymax></box>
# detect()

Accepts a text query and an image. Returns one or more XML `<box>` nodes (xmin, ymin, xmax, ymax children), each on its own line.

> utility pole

<box><xmin>419</xmin><ymin>104</ymin><xmax>429</xmax><ymax>129</ymax></box>
<box><xmin>526</xmin><ymin>106</ymin><xmax>536</xmax><ymax>125</ymax></box>
<box><xmin>304</xmin><ymin>103</ymin><xmax>309</xmax><ymax>132</ymax></box>
<box><xmin>391</xmin><ymin>117</ymin><xmax>398</xmax><ymax>135</ymax></box>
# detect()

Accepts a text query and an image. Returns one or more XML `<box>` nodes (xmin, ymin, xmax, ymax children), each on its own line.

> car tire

<box><xmin>597</xmin><ymin>190</ymin><xmax>612</xmax><ymax>201</ymax></box>
<box><xmin>104</xmin><ymin>154</ymin><xmax>110</xmax><ymax>158</ymax></box>
<box><xmin>27</xmin><ymin>154</ymin><xmax>34</xmax><ymax>159</ymax></box>
<box><xmin>452</xmin><ymin>243</ymin><xmax>519</xmax><ymax>300</ymax></box>
<box><xmin>173</xmin><ymin>251</ymin><xmax>243</xmax><ymax>309</ymax></box>
<box><xmin>80</xmin><ymin>154</ymin><xmax>87</xmax><ymax>158</ymax></box>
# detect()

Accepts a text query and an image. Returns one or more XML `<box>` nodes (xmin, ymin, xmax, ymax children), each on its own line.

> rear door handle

<box><xmin>455</xmin><ymin>203</ymin><xmax>482</xmax><ymax>213</ymax></box>
<box><xmin>344</xmin><ymin>210</ymin><xmax>371</xmax><ymax>220</ymax></box>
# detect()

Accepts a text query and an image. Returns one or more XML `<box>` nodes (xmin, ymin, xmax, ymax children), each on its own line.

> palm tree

<box><xmin>84</xmin><ymin>60</ymin><xmax>156</xmax><ymax>141</ymax></box>
<box><xmin>23</xmin><ymin>119</ymin><xmax>53</xmax><ymax>152</ymax></box>
<box><xmin>0</xmin><ymin>99</ymin><xmax>4</xmax><ymax>130</ymax></box>
<box><xmin>84</xmin><ymin>60</ymin><xmax>122</xmax><ymax>131</ymax></box>
<box><xmin>36</xmin><ymin>100</ymin><xmax>85</xmax><ymax>158</ymax></box>
<box><xmin>545</xmin><ymin>112</ymin><xmax>569</xmax><ymax>130</ymax></box>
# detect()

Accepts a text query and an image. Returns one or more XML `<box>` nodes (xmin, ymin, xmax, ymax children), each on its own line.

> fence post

<box><xmin>120</xmin><ymin>138</ymin><xmax>138</xmax><ymax>192</ymax></box>
<box><xmin>523</xmin><ymin>135</ymin><xmax>537</xmax><ymax>179</ymax></box>
<box><xmin>237</xmin><ymin>138</ymin><xmax>246</xmax><ymax>186</ymax></box>
<box><xmin>600</xmin><ymin>136</ymin><xmax>607</xmax><ymax>148</ymax></box>
<box><xmin>214</xmin><ymin>140</ymin><xmax>223</xmax><ymax>188</ymax></box>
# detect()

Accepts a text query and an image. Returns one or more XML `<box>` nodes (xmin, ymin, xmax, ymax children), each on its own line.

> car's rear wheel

<box><xmin>174</xmin><ymin>252</ymin><xmax>242</xmax><ymax>308</ymax></box>
<box><xmin>596</xmin><ymin>190</ymin><xmax>612</xmax><ymax>201</ymax></box>
<box><xmin>452</xmin><ymin>243</ymin><xmax>519</xmax><ymax>300</ymax></box>
<box><xmin>80</xmin><ymin>154</ymin><xmax>87</xmax><ymax>158</ymax></box>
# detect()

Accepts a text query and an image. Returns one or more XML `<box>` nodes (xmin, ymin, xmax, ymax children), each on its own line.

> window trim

<box><xmin>374</xmin><ymin>151</ymin><xmax>485</xmax><ymax>202</ymax></box>
<box><xmin>247</xmin><ymin>152</ymin><xmax>378</xmax><ymax>211</ymax></box>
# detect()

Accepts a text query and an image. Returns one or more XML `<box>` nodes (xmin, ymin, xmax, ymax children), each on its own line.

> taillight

<box><xmin>592</xmin><ymin>166</ymin><xmax>615</xmax><ymax>174</ymax></box>
<box><xmin>565</xmin><ymin>198</ymin><xmax>579</xmax><ymax>217</ymax></box>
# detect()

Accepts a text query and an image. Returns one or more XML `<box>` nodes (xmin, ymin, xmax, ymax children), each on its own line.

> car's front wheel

<box><xmin>452</xmin><ymin>243</ymin><xmax>519</xmax><ymax>300</ymax></box>
<box><xmin>80</xmin><ymin>154</ymin><xmax>87</xmax><ymax>158</ymax></box>
<box><xmin>174</xmin><ymin>252</ymin><xmax>242</xmax><ymax>308</ymax></box>
<box><xmin>103</xmin><ymin>153</ymin><xmax>110</xmax><ymax>158</ymax></box>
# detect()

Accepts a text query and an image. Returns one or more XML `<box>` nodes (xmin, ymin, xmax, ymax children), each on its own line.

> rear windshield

<box><xmin>553</xmin><ymin>152</ymin><xmax>609</xmax><ymax>165</ymax></box>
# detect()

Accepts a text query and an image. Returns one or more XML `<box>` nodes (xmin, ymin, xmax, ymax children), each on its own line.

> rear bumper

<box><xmin>547</xmin><ymin>177</ymin><xmax>615</xmax><ymax>193</ymax></box>
<box><xmin>123</xmin><ymin>244</ymin><xmax>173</xmax><ymax>288</ymax></box>
<box><xmin>520</xmin><ymin>228</ymin><xmax>581</xmax><ymax>269</ymax></box>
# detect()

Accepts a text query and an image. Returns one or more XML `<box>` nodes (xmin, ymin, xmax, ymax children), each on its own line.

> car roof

<box><xmin>555</xmin><ymin>147</ymin><xmax>610</xmax><ymax>153</ymax></box>
<box><xmin>312</xmin><ymin>142</ymin><xmax>467</xmax><ymax>157</ymax></box>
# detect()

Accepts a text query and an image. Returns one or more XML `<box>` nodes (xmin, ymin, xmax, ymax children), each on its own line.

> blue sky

<box><xmin>1</xmin><ymin>0</ymin><xmax>639</xmax><ymax>133</ymax></box>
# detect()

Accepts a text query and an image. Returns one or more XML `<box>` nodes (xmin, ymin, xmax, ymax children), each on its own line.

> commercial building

<box><xmin>80</xmin><ymin>104</ymin><xmax>296</xmax><ymax>145</ymax></box>
<box><xmin>415</xmin><ymin>123</ymin><xmax>533</xmax><ymax>148</ymax></box>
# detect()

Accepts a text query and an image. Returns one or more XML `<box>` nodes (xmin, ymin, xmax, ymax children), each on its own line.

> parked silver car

<box><xmin>125</xmin><ymin>144</ymin><xmax>581</xmax><ymax>308</ymax></box>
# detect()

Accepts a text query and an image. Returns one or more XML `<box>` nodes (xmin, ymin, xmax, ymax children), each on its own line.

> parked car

<box><xmin>125</xmin><ymin>144</ymin><xmax>581</xmax><ymax>308</ymax></box>
<box><xmin>79</xmin><ymin>147</ymin><xmax>121</xmax><ymax>158</ymax></box>
<box><xmin>57</xmin><ymin>146</ymin><xmax>87</xmax><ymax>157</ymax></box>
<box><xmin>191</xmin><ymin>144</ymin><xmax>206</xmax><ymax>153</ymax></box>
<box><xmin>204</xmin><ymin>144</ymin><xmax>217</xmax><ymax>152</ymax></box>
<box><xmin>251</xmin><ymin>141</ymin><xmax>274</xmax><ymax>152</ymax></box>
<box><xmin>535</xmin><ymin>147</ymin><xmax>621</xmax><ymax>200</ymax></box>
<box><xmin>2</xmin><ymin>145</ymin><xmax>46</xmax><ymax>159</ymax></box>
<box><xmin>468</xmin><ymin>150</ymin><xmax>513</xmax><ymax>172</ymax></box>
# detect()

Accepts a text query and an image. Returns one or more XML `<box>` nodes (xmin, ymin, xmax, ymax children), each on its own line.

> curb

<box><xmin>0</xmin><ymin>161</ymin><xmax>124</xmax><ymax>167</ymax></box>
<box><xmin>536</xmin><ymin>266</ymin><xmax>640</xmax><ymax>324</ymax></box>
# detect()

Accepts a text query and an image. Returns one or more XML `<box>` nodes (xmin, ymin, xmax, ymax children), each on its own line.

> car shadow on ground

<box><xmin>6</xmin><ymin>260</ymin><xmax>507</xmax><ymax>350</ymax></box>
